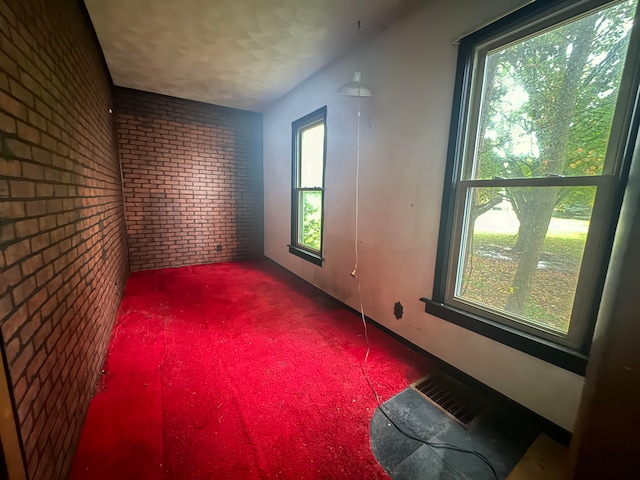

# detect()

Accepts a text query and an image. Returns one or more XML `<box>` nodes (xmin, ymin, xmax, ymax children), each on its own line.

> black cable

<box><xmin>374</xmin><ymin>401</ymin><xmax>499</xmax><ymax>480</ymax></box>
<box><xmin>355</xmin><ymin>304</ymin><xmax>498</xmax><ymax>479</ymax></box>
<box><xmin>346</xmin><ymin>66</ymin><xmax>498</xmax><ymax>478</ymax></box>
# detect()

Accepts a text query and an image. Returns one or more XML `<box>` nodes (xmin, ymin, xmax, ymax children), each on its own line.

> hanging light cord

<box><xmin>350</xmin><ymin>114</ymin><xmax>498</xmax><ymax>477</ymax></box>
<box><xmin>348</xmin><ymin>24</ymin><xmax>497</xmax><ymax>479</ymax></box>
<box><xmin>352</xmin><ymin>96</ymin><xmax>376</xmax><ymax>392</ymax></box>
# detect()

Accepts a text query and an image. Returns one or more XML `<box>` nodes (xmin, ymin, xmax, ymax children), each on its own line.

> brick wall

<box><xmin>114</xmin><ymin>88</ymin><xmax>263</xmax><ymax>271</ymax></box>
<box><xmin>0</xmin><ymin>1</ymin><xmax>129</xmax><ymax>479</ymax></box>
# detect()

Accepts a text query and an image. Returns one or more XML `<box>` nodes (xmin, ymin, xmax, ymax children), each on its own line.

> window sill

<box><xmin>420</xmin><ymin>299</ymin><xmax>587</xmax><ymax>375</ymax></box>
<box><xmin>288</xmin><ymin>245</ymin><xmax>323</xmax><ymax>266</ymax></box>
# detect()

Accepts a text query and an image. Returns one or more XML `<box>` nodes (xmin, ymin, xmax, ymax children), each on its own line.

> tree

<box><xmin>471</xmin><ymin>0</ymin><xmax>636</xmax><ymax>314</ymax></box>
<box><xmin>301</xmin><ymin>192</ymin><xmax>321</xmax><ymax>250</ymax></box>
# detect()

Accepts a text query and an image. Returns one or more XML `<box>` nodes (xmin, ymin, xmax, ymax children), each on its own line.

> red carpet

<box><xmin>70</xmin><ymin>260</ymin><xmax>428</xmax><ymax>479</ymax></box>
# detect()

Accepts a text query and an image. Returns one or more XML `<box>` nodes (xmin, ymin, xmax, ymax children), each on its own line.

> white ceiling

<box><xmin>84</xmin><ymin>0</ymin><xmax>420</xmax><ymax>112</ymax></box>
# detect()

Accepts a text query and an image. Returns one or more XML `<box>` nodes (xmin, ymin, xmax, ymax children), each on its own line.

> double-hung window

<box><xmin>289</xmin><ymin>107</ymin><xmax>327</xmax><ymax>265</ymax></box>
<box><xmin>424</xmin><ymin>0</ymin><xmax>640</xmax><ymax>373</ymax></box>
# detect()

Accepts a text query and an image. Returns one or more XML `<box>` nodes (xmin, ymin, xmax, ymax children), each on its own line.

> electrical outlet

<box><xmin>393</xmin><ymin>302</ymin><xmax>403</xmax><ymax>320</ymax></box>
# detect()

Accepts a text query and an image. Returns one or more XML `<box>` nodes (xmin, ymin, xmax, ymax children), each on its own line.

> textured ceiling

<box><xmin>84</xmin><ymin>0</ymin><xmax>419</xmax><ymax>112</ymax></box>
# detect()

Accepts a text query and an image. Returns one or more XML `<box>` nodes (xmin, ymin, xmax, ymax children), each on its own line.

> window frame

<box><xmin>422</xmin><ymin>0</ymin><xmax>640</xmax><ymax>375</ymax></box>
<box><xmin>289</xmin><ymin>106</ymin><xmax>327</xmax><ymax>266</ymax></box>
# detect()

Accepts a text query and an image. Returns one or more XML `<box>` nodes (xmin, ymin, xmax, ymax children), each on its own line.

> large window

<box><xmin>289</xmin><ymin>107</ymin><xmax>327</xmax><ymax>265</ymax></box>
<box><xmin>425</xmin><ymin>0</ymin><xmax>640</xmax><ymax>373</ymax></box>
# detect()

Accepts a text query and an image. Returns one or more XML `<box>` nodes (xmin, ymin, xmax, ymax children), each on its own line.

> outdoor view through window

<box><xmin>453</xmin><ymin>0</ymin><xmax>638</xmax><ymax>342</ymax></box>
<box><xmin>297</xmin><ymin>122</ymin><xmax>324</xmax><ymax>252</ymax></box>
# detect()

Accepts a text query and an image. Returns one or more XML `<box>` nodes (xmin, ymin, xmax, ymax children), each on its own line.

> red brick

<box><xmin>0</xmin><ymin>199</ymin><xmax>25</xmax><ymax>219</ymax></box>
<box><xmin>1</xmin><ymin>264</ymin><xmax>22</xmax><ymax>295</ymax></box>
<box><xmin>4</xmin><ymin>337</ymin><xmax>20</xmax><ymax>364</ymax></box>
<box><xmin>0</xmin><ymin>90</ymin><xmax>27</xmax><ymax>119</ymax></box>
<box><xmin>21</xmin><ymin>162</ymin><xmax>44</xmax><ymax>180</ymax></box>
<box><xmin>3</xmin><ymin>238</ymin><xmax>31</xmax><ymax>265</ymax></box>
<box><xmin>30</xmin><ymin>233</ymin><xmax>49</xmax><ymax>252</ymax></box>
<box><xmin>26</xmin><ymin>348</ymin><xmax>46</xmax><ymax>382</ymax></box>
<box><xmin>36</xmin><ymin>183</ymin><xmax>54</xmax><ymax>197</ymax></box>
<box><xmin>11</xmin><ymin>342</ymin><xmax>34</xmax><ymax>380</ymax></box>
<box><xmin>25</xmin><ymin>200</ymin><xmax>46</xmax><ymax>216</ymax></box>
<box><xmin>31</xmin><ymin>146</ymin><xmax>52</xmax><ymax>165</ymax></box>
<box><xmin>0</xmin><ymin>178</ymin><xmax>8</xmax><ymax>198</ymax></box>
<box><xmin>38</xmin><ymin>215</ymin><xmax>56</xmax><ymax>231</ymax></box>
<box><xmin>0</xmin><ymin>157</ymin><xmax>22</xmax><ymax>176</ymax></box>
<box><xmin>4</xmin><ymin>137</ymin><xmax>31</xmax><ymax>159</ymax></box>
<box><xmin>0</xmin><ymin>292</ymin><xmax>13</xmax><ymax>319</ymax></box>
<box><xmin>16</xmin><ymin>376</ymin><xmax>39</xmax><ymax>423</ymax></box>
<box><xmin>10</xmin><ymin>180</ymin><xmax>35</xmax><ymax>198</ymax></box>
<box><xmin>116</xmin><ymin>88</ymin><xmax>262</xmax><ymax>271</ymax></box>
<box><xmin>11</xmin><ymin>378</ymin><xmax>27</xmax><ymax>410</ymax></box>
<box><xmin>20</xmin><ymin>310</ymin><xmax>46</xmax><ymax>346</ymax></box>
<box><xmin>12</xmin><ymin>275</ymin><xmax>36</xmax><ymax>305</ymax></box>
<box><xmin>34</xmin><ymin>320</ymin><xmax>52</xmax><ymax>350</ymax></box>
<box><xmin>28</xmin><ymin>110</ymin><xmax>47</xmax><ymax>132</ymax></box>
<box><xmin>21</xmin><ymin>253</ymin><xmax>43</xmax><ymax>276</ymax></box>
<box><xmin>17</xmin><ymin>121</ymin><xmax>40</xmax><ymax>144</ymax></box>
<box><xmin>35</xmin><ymin>264</ymin><xmax>54</xmax><ymax>288</ymax></box>
<box><xmin>14</xmin><ymin>218</ymin><xmax>38</xmax><ymax>238</ymax></box>
<box><xmin>0</xmin><ymin>110</ymin><xmax>16</xmax><ymax>133</ymax></box>
<box><xmin>0</xmin><ymin>2</ymin><xmax>128</xmax><ymax>477</ymax></box>
<box><xmin>42</xmin><ymin>244</ymin><xmax>59</xmax><ymax>264</ymax></box>
<box><xmin>0</xmin><ymin>43</ymin><xmax>19</xmax><ymax>77</ymax></box>
<box><xmin>9</xmin><ymin>77</ymin><xmax>34</xmax><ymax>107</ymax></box>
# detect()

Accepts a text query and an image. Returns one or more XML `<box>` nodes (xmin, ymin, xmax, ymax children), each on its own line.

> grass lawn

<box><xmin>459</xmin><ymin>231</ymin><xmax>587</xmax><ymax>333</ymax></box>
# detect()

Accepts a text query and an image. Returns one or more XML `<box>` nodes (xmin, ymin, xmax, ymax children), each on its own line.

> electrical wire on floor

<box><xmin>352</xmin><ymin>272</ymin><xmax>498</xmax><ymax>480</ymax></box>
<box><xmin>349</xmin><ymin>94</ymin><xmax>499</xmax><ymax>480</ymax></box>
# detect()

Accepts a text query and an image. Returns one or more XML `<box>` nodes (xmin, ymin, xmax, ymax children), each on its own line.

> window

<box><xmin>424</xmin><ymin>0</ymin><xmax>640</xmax><ymax>373</ymax></box>
<box><xmin>289</xmin><ymin>107</ymin><xmax>327</xmax><ymax>265</ymax></box>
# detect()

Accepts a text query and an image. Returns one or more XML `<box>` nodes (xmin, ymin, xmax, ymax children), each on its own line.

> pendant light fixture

<box><xmin>335</xmin><ymin>21</ymin><xmax>373</xmax><ymax>97</ymax></box>
<box><xmin>335</xmin><ymin>71</ymin><xmax>372</xmax><ymax>97</ymax></box>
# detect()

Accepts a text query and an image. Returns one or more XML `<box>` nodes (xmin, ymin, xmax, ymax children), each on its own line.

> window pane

<box><xmin>299</xmin><ymin>123</ymin><xmax>325</xmax><ymax>187</ymax></box>
<box><xmin>470</xmin><ymin>0</ymin><xmax>638</xmax><ymax>180</ymax></box>
<box><xmin>455</xmin><ymin>186</ymin><xmax>595</xmax><ymax>334</ymax></box>
<box><xmin>298</xmin><ymin>190</ymin><xmax>322</xmax><ymax>251</ymax></box>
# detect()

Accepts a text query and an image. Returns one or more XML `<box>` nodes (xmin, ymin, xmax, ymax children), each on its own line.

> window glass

<box><xmin>426</xmin><ymin>0</ymin><xmax>640</xmax><ymax>364</ymax></box>
<box><xmin>470</xmin><ymin>0</ymin><xmax>637</xmax><ymax>180</ymax></box>
<box><xmin>456</xmin><ymin>186</ymin><xmax>594</xmax><ymax>335</ymax></box>
<box><xmin>300</xmin><ymin>124</ymin><xmax>325</xmax><ymax>188</ymax></box>
<box><xmin>298</xmin><ymin>190</ymin><xmax>323</xmax><ymax>251</ymax></box>
<box><xmin>290</xmin><ymin>107</ymin><xmax>327</xmax><ymax>263</ymax></box>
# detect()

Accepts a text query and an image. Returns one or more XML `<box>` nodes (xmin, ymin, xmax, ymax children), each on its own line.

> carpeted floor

<box><xmin>70</xmin><ymin>260</ymin><xmax>428</xmax><ymax>479</ymax></box>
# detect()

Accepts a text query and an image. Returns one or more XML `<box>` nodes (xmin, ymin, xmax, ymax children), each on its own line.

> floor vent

<box><xmin>410</xmin><ymin>374</ymin><xmax>484</xmax><ymax>429</ymax></box>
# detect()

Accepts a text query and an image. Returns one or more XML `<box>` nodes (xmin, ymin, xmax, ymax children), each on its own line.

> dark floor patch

<box><xmin>371</xmin><ymin>388</ymin><xmax>539</xmax><ymax>479</ymax></box>
<box><xmin>314</xmin><ymin>293</ymin><xmax>341</xmax><ymax>309</ymax></box>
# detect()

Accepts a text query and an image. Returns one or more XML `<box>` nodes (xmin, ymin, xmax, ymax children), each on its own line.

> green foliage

<box><xmin>476</xmin><ymin>0</ymin><xmax>636</xmax><ymax>218</ymax></box>
<box><xmin>461</xmin><ymin>0</ymin><xmax>637</xmax><ymax>319</ymax></box>
<box><xmin>301</xmin><ymin>191</ymin><xmax>322</xmax><ymax>251</ymax></box>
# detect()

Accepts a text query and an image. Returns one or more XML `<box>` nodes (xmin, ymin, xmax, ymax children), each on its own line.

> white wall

<box><xmin>263</xmin><ymin>0</ymin><xmax>584</xmax><ymax>431</ymax></box>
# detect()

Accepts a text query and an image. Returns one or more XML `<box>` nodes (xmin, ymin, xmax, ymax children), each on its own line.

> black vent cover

<box><xmin>411</xmin><ymin>374</ymin><xmax>484</xmax><ymax>429</ymax></box>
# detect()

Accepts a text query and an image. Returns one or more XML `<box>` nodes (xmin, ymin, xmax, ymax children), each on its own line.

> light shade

<box><xmin>335</xmin><ymin>72</ymin><xmax>373</xmax><ymax>97</ymax></box>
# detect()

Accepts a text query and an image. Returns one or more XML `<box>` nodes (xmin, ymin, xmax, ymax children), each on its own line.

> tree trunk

<box><xmin>510</xmin><ymin>188</ymin><xmax>533</xmax><ymax>252</ymax></box>
<box><xmin>505</xmin><ymin>20</ymin><xmax>596</xmax><ymax>314</ymax></box>
<box><xmin>505</xmin><ymin>188</ymin><xmax>558</xmax><ymax>314</ymax></box>
<box><xmin>512</xmin><ymin>216</ymin><xmax>535</xmax><ymax>252</ymax></box>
